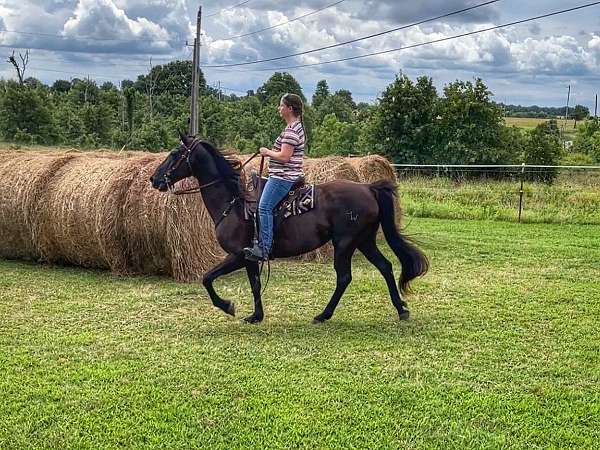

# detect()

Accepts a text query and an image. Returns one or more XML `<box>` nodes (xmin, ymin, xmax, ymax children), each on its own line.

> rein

<box><xmin>169</xmin><ymin>148</ymin><xmax>261</xmax><ymax>196</ymax></box>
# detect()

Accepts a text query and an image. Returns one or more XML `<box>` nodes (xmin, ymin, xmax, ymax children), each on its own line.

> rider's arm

<box><xmin>260</xmin><ymin>143</ymin><xmax>293</xmax><ymax>163</ymax></box>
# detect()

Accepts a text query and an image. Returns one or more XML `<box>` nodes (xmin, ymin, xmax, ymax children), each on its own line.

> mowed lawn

<box><xmin>1</xmin><ymin>218</ymin><xmax>599</xmax><ymax>449</ymax></box>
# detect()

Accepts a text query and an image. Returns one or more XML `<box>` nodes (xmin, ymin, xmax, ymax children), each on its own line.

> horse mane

<box><xmin>197</xmin><ymin>140</ymin><xmax>242</xmax><ymax>196</ymax></box>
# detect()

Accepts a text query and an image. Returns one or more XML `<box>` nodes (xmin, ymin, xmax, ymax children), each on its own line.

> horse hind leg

<box><xmin>358</xmin><ymin>237</ymin><xmax>410</xmax><ymax>320</ymax></box>
<box><xmin>313</xmin><ymin>239</ymin><xmax>356</xmax><ymax>323</ymax></box>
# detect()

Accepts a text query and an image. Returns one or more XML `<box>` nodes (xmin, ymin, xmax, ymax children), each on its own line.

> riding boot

<box><xmin>243</xmin><ymin>243</ymin><xmax>269</xmax><ymax>261</ymax></box>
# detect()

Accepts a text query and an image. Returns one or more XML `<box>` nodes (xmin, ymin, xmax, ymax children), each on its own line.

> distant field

<box><xmin>504</xmin><ymin>116</ymin><xmax>579</xmax><ymax>132</ymax></box>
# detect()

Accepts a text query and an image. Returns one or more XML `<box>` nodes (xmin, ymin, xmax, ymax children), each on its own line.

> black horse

<box><xmin>150</xmin><ymin>134</ymin><xmax>428</xmax><ymax>323</ymax></box>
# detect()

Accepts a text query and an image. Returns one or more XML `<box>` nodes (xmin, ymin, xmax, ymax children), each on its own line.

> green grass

<box><xmin>1</xmin><ymin>218</ymin><xmax>599</xmax><ymax>449</ymax></box>
<box><xmin>398</xmin><ymin>174</ymin><xmax>600</xmax><ymax>225</ymax></box>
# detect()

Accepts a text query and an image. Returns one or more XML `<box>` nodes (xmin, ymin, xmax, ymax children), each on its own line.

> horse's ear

<box><xmin>178</xmin><ymin>129</ymin><xmax>187</xmax><ymax>143</ymax></box>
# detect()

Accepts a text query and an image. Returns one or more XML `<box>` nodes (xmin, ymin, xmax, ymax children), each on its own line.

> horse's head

<box><xmin>150</xmin><ymin>132</ymin><xmax>209</xmax><ymax>192</ymax></box>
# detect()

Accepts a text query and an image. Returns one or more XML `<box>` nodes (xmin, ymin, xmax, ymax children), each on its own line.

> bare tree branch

<box><xmin>7</xmin><ymin>49</ymin><xmax>29</xmax><ymax>84</ymax></box>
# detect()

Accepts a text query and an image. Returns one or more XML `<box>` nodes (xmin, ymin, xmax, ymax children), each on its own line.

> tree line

<box><xmin>500</xmin><ymin>103</ymin><xmax>590</xmax><ymax>120</ymax></box>
<box><xmin>1</xmin><ymin>59</ymin><xmax>598</xmax><ymax>178</ymax></box>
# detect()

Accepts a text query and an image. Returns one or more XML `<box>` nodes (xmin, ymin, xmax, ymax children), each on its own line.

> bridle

<box><xmin>164</xmin><ymin>138</ymin><xmax>261</xmax><ymax>196</ymax></box>
<box><xmin>163</xmin><ymin>138</ymin><xmax>221</xmax><ymax>195</ymax></box>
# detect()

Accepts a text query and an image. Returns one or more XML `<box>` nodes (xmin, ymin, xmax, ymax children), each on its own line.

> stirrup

<box><xmin>244</xmin><ymin>244</ymin><xmax>268</xmax><ymax>261</ymax></box>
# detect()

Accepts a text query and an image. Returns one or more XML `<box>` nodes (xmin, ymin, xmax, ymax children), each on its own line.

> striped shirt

<box><xmin>269</xmin><ymin>120</ymin><xmax>305</xmax><ymax>181</ymax></box>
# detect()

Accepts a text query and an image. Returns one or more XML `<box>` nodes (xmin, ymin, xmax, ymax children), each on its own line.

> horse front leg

<box><xmin>244</xmin><ymin>261</ymin><xmax>264</xmax><ymax>324</ymax></box>
<box><xmin>202</xmin><ymin>253</ymin><xmax>246</xmax><ymax>316</ymax></box>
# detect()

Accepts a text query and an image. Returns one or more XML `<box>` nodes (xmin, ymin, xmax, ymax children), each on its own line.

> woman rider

<box><xmin>244</xmin><ymin>93</ymin><xmax>306</xmax><ymax>261</ymax></box>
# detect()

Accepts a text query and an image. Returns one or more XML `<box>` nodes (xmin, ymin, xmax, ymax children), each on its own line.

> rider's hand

<box><xmin>259</xmin><ymin>147</ymin><xmax>270</xmax><ymax>157</ymax></box>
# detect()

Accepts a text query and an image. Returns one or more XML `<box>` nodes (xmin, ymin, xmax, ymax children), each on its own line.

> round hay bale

<box><xmin>345</xmin><ymin>155</ymin><xmax>397</xmax><ymax>183</ymax></box>
<box><xmin>303</xmin><ymin>156</ymin><xmax>360</xmax><ymax>183</ymax></box>
<box><xmin>34</xmin><ymin>154</ymin><xmax>154</xmax><ymax>271</ymax></box>
<box><xmin>0</xmin><ymin>152</ymin><xmax>77</xmax><ymax>260</ymax></box>
<box><xmin>123</xmin><ymin>156</ymin><xmax>225</xmax><ymax>281</ymax></box>
<box><xmin>165</xmin><ymin>176</ymin><xmax>226</xmax><ymax>281</ymax></box>
<box><xmin>123</xmin><ymin>156</ymin><xmax>171</xmax><ymax>274</ymax></box>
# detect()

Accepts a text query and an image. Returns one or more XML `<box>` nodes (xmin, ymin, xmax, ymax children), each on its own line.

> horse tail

<box><xmin>370</xmin><ymin>180</ymin><xmax>429</xmax><ymax>294</ymax></box>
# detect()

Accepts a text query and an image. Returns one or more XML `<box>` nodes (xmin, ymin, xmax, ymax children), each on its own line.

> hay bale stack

<box><xmin>345</xmin><ymin>155</ymin><xmax>397</xmax><ymax>183</ymax></box>
<box><xmin>34</xmin><ymin>155</ymin><xmax>154</xmax><ymax>271</ymax></box>
<box><xmin>0</xmin><ymin>152</ymin><xmax>77</xmax><ymax>260</ymax></box>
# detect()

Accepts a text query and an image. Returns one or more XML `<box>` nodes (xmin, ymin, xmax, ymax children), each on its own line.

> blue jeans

<box><xmin>258</xmin><ymin>177</ymin><xmax>294</xmax><ymax>252</ymax></box>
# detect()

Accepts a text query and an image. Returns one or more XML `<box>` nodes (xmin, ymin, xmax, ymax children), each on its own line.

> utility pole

<box><xmin>595</xmin><ymin>94</ymin><xmax>597</xmax><ymax>119</ymax></box>
<box><xmin>189</xmin><ymin>6</ymin><xmax>202</xmax><ymax>135</ymax></box>
<box><xmin>561</xmin><ymin>85</ymin><xmax>570</xmax><ymax>150</ymax></box>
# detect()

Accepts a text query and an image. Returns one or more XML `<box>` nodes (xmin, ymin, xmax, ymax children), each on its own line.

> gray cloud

<box><xmin>355</xmin><ymin>0</ymin><xmax>500</xmax><ymax>25</ymax></box>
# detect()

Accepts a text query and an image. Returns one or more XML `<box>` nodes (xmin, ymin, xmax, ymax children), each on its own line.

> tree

<box><xmin>315</xmin><ymin>89</ymin><xmax>357</xmax><ymax>124</ymax></box>
<box><xmin>7</xmin><ymin>50</ymin><xmax>29</xmax><ymax>84</ymax></box>
<box><xmin>312</xmin><ymin>80</ymin><xmax>329</xmax><ymax>110</ymax></box>
<box><xmin>573</xmin><ymin>118</ymin><xmax>600</xmax><ymax>156</ymax></box>
<box><xmin>311</xmin><ymin>113</ymin><xmax>360</xmax><ymax>156</ymax></box>
<box><xmin>0</xmin><ymin>80</ymin><xmax>56</xmax><ymax>143</ymax></box>
<box><xmin>256</xmin><ymin>72</ymin><xmax>305</xmax><ymax>105</ymax></box>
<box><xmin>523</xmin><ymin>120</ymin><xmax>563</xmax><ymax>182</ymax></box>
<box><xmin>436</xmin><ymin>78</ymin><xmax>506</xmax><ymax>164</ymax></box>
<box><xmin>69</xmin><ymin>78</ymin><xmax>99</xmax><ymax>105</ymax></box>
<box><xmin>52</xmin><ymin>79</ymin><xmax>72</xmax><ymax>93</ymax></box>
<box><xmin>135</xmin><ymin>60</ymin><xmax>204</xmax><ymax>97</ymax></box>
<box><xmin>571</xmin><ymin>104</ymin><xmax>589</xmax><ymax>127</ymax></box>
<box><xmin>368</xmin><ymin>73</ymin><xmax>438</xmax><ymax>163</ymax></box>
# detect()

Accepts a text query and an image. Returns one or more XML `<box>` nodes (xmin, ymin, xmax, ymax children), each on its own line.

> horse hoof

<box><xmin>225</xmin><ymin>302</ymin><xmax>236</xmax><ymax>317</ymax></box>
<box><xmin>398</xmin><ymin>309</ymin><xmax>410</xmax><ymax>321</ymax></box>
<box><xmin>242</xmin><ymin>314</ymin><xmax>263</xmax><ymax>324</ymax></box>
<box><xmin>312</xmin><ymin>314</ymin><xmax>329</xmax><ymax>324</ymax></box>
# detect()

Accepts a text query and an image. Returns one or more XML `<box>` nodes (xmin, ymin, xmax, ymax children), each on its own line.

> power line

<box><xmin>0</xmin><ymin>28</ymin><xmax>182</xmax><ymax>44</ymax></box>
<box><xmin>215</xmin><ymin>0</ymin><xmax>347</xmax><ymax>41</ymax></box>
<box><xmin>202</xmin><ymin>0</ymin><xmax>501</xmax><ymax>67</ymax></box>
<box><xmin>205</xmin><ymin>0</ymin><xmax>252</xmax><ymax>18</ymax></box>
<box><xmin>206</xmin><ymin>1</ymin><xmax>600</xmax><ymax>72</ymax></box>
<box><xmin>26</xmin><ymin>66</ymin><xmax>131</xmax><ymax>80</ymax></box>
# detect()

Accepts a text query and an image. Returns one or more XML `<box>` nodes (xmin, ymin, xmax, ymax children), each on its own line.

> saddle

<box><xmin>244</xmin><ymin>172</ymin><xmax>316</xmax><ymax>226</ymax></box>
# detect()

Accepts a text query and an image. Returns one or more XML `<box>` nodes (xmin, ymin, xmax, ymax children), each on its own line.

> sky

<box><xmin>1</xmin><ymin>0</ymin><xmax>599</xmax><ymax>110</ymax></box>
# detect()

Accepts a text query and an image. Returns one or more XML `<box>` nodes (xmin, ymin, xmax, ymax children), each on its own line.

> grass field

<box><xmin>397</xmin><ymin>173</ymin><xmax>600</xmax><ymax>225</ymax></box>
<box><xmin>1</xmin><ymin>218</ymin><xmax>599</xmax><ymax>449</ymax></box>
<box><xmin>504</xmin><ymin>116</ymin><xmax>578</xmax><ymax>130</ymax></box>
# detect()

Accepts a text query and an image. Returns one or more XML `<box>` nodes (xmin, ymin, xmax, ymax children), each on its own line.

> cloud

<box><xmin>511</xmin><ymin>35</ymin><xmax>591</xmax><ymax>76</ymax></box>
<box><xmin>0</xmin><ymin>0</ymin><xmax>189</xmax><ymax>55</ymax></box>
<box><xmin>354</xmin><ymin>0</ymin><xmax>500</xmax><ymax>25</ymax></box>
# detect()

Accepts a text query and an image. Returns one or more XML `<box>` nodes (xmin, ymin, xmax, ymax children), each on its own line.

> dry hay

<box><xmin>303</xmin><ymin>156</ymin><xmax>360</xmax><ymax>184</ymax></box>
<box><xmin>0</xmin><ymin>152</ymin><xmax>77</xmax><ymax>260</ymax></box>
<box><xmin>123</xmin><ymin>156</ymin><xmax>225</xmax><ymax>281</ymax></box>
<box><xmin>345</xmin><ymin>154</ymin><xmax>397</xmax><ymax>184</ymax></box>
<box><xmin>34</xmin><ymin>154</ymin><xmax>155</xmax><ymax>271</ymax></box>
<box><xmin>0</xmin><ymin>150</ymin><xmax>225</xmax><ymax>281</ymax></box>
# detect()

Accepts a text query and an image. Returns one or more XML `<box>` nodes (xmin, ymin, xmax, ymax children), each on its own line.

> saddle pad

<box><xmin>244</xmin><ymin>183</ymin><xmax>316</xmax><ymax>221</ymax></box>
<box><xmin>279</xmin><ymin>184</ymin><xmax>315</xmax><ymax>218</ymax></box>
